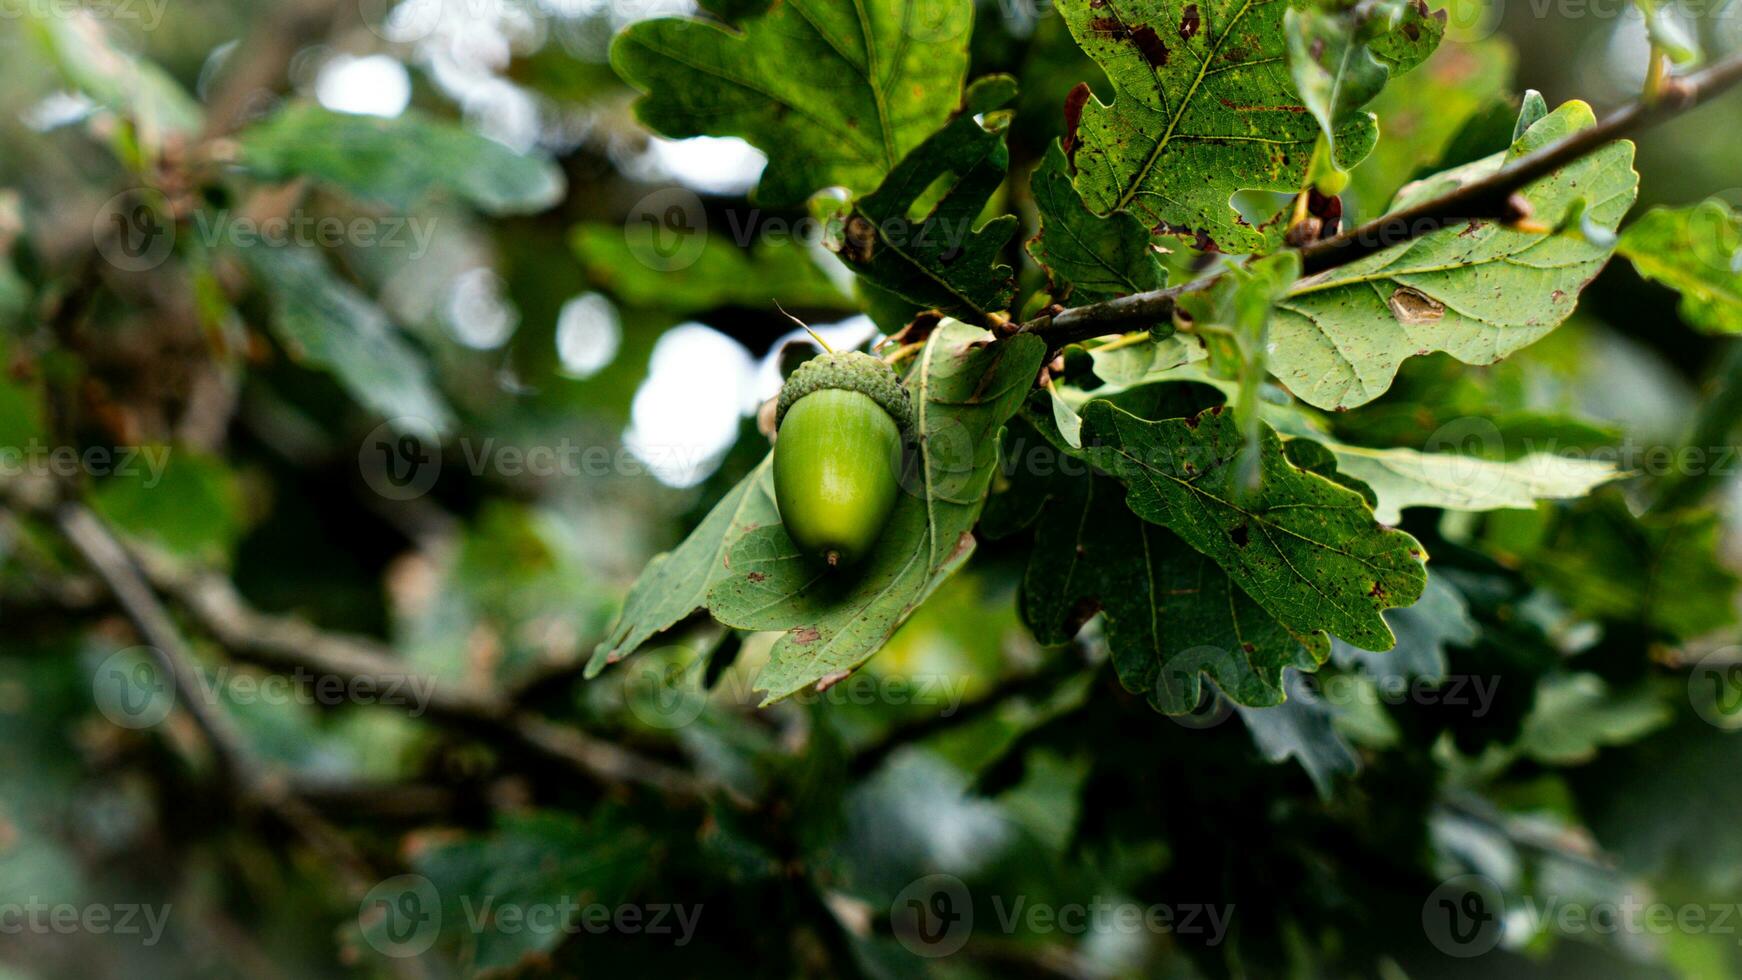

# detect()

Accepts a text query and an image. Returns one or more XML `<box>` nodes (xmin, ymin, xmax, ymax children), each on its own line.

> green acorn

<box><xmin>773</xmin><ymin>348</ymin><xmax>913</xmax><ymax>567</ymax></box>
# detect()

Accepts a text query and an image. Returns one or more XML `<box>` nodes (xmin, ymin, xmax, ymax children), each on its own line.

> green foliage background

<box><xmin>0</xmin><ymin>0</ymin><xmax>1740</xmax><ymax>978</ymax></box>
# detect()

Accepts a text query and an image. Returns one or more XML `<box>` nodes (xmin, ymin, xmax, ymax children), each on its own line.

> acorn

<box><xmin>773</xmin><ymin>348</ymin><xmax>912</xmax><ymax>567</ymax></box>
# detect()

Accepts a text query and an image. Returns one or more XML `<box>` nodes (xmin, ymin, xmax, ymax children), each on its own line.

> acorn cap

<box><xmin>775</xmin><ymin>351</ymin><xmax>913</xmax><ymax>433</ymax></box>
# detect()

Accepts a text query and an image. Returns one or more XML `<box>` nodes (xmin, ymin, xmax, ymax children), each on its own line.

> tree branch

<box><xmin>1015</xmin><ymin>50</ymin><xmax>1742</xmax><ymax>347</ymax></box>
<box><xmin>131</xmin><ymin>547</ymin><xmax>719</xmax><ymax>803</ymax></box>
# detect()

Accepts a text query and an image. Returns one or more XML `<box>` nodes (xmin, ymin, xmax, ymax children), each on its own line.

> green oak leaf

<box><xmin>1001</xmin><ymin>460</ymin><xmax>1328</xmax><ymax>714</ymax></box>
<box><xmin>1344</xmin><ymin>40</ymin><xmax>1514</xmax><ymax>223</ymax></box>
<box><xmin>1058</xmin><ymin>0</ymin><xmax>1376</xmax><ymax>253</ymax></box>
<box><xmin>1086</xmin><ymin>334</ymin><xmax>1205</xmax><ymax>389</ymax></box>
<box><xmin>1027</xmin><ymin>141</ymin><xmax>1167</xmax><ymax>304</ymax></box>
<box><xmin>237</xmin><ymin>105</ymin><xmax>564</xmax><ymax>215</ymax></box>
<box><xmin>1270</xmin><ymin>100</ymin><xmax>1639</xmax><ymax>410</ymax></box>
<box><xmin>413</xmin><ymin>811</ymin><xmax>649</xmax><ymax>972</ymax></box>
<box><xmin>1367</xmin><ymin>0</ymin><xmax>1446</xmax><ymax>74</ymax></box>
<box><xmin>1329</xmin><ymin>571</ymin><xmax>1475</xmax><ymax>682</ymax></box>
<box><xmin>611</xmin><ymin>0</ymin><xmax>971</xmax><ymax>205</ymax></box>
<box><xmin>1284</xmin><ymin>0</ymin><xmax>1443</xmax><ymax>170</ymax></box>
<box><xmin>1617</xmin><ymin>200</ymin><xmax>1742</xmax><ymax>335</ymax></box>
<box><xmin>1513</xmin><ymin>495</ymin><xmax>1739</xmax><ymax>640</ymax></box>
<box><xmin>1321</xmin><ymin>442</ymin><xmax>1624</xmax><ymax>524</ymax></box>
<box><xmin>587</xmin><ymin>456</ymin><xmax>777</xmax><ymax>675</ymax></box>
<box><xmin>830</xmin><ymin>76</ymin><xmax>1019</xmax><ymax>321</ymax></box>
<box><xmin>240</xmin><ymin>244</ymin><xmax>454</xmax><ymax>432</ymax></box>
<box><xmin>1516</xmin><ymin>672</ymin><xmax>1671</xmax><ymax>766</ymax></box>
<box><xmin>707</xmin><ymin>321</ymin><xmax>1046</xmax><ymax>703</ymax></box>
<box><xmin>1234</xmin><ymin>671</ymin><xmax>1357</xmax><ymax>799</ymax></box>
<box><xmin>1078</xmin><ymin>401</ymin><xmax>1428</xmax><ymax>650</ymax></box>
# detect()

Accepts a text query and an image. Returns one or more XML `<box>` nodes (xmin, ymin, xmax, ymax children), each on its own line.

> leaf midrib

<box><xmin>1113</xmin><ymin>0</ymin><xmax>1262</xmax><ymax>213</ymax></box>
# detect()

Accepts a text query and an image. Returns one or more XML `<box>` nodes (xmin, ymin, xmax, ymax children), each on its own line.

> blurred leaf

<box><xmin>242</xmin><ymin>243</ymin><xmax>455</xmax><ymax>431</ymax></box>
<box><xmin>1507</xmin><ymin>495</ymin><xmax>1739</xmax><ymax>639</ymax></box>
<box><xmin>829</xmin><ymin>76</ymin><xmax>1018</xmax><ymax>321</ymax></box>
<box><xmin>1330</xmin><ymin>571</ymin><xmax>1475</xmax><ymax>681</ymax></box>
<box><xmin>1573</xmin><ymin>716</ymin><xmax>1742</xmax><ymax>893</ymax></box>
<box><xmin>237</xmin><ymin>105</ymin><xmax>564</xmax><ymax>215</ymax></box>
<box><xmin>90</xmin><ymin>449</ymin><xmax>241</xmax><ymax>565</ymax></box>
<box><xmin>571</xmin><ymin>222</ymin><xmax>851</xmax><ymax>314</ymax></box>
<box><xmin>403</xmin><ymin>502</ymin><xmax>617</xmax><ymax>686</ymax></box>
<box><xmin>415</xmin><ymin>811</ymin><xmax>651</xmax><ymax>972</ymax></box>
<box><xmin>1235</xmin><ymin>670</ymin><xmax>1358</xmax><ymax>799</ymax></box>
<box><xmin>25</xmin><ymin>9</ymin><xmax>200</xmax><ymax>152</ymax></box>
<box><xmin>589</xmin><ymin>457</ymin><xmax>777</xmax><ymax>675</ymax></box>
<box><xmin>1322</xmin><ymin>442</ymin><xmax>1624</xmax><ymax>523</ymax></box>
<box><xmin>1284</xmin><ymin>0</ymin><xmax>1443</xmax><ymax>170</ymax></box>
<box><xmin>707</xmin><ymin>322</ymin><xmax>1046</xmax><ymax>703</ymax></box>
<box><xmin>1617</xmin><ymin>200</ymin><xmax>1742</xmax><ymax>335</ymax></box>
<box><xmin>1078</xmin><ymin>401</ymin><xmax>1429</xmax><ymax>650</ymax></box>
<box><xmin>1272</xmin><ymin>101</ymin><xmax>1638</xmax><ymax>410</ymax></box>
<box><xmin>1058</xmin><ymin>0</ymin><xmax>1374</xmax><ymax>253</ymax></box>
<box><xmin>611</xmin><ymin>0</ymin><xmax>971</xmax><ymax>204</ymax></box>
<box><xmin>1367</xmin><ymin>0</ymin><xmax>1447</xmax><ymax>74</ymax></box>
<box><xmin>1516</xmin><ymin>673</ymin><xmax>1671</xmax><ymax>765</ymax></box>
<box><xmin>1027</xmin><ymin>140</ymin><xmax>1165</xmax><ymax>305</ymax></box>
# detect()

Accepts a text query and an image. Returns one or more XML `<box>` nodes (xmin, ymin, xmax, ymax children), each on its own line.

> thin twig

<box><xmin>1015</xmin><ymin>50</ymin><xmax>1742</xmax><ymax>347</ymax></box>
<box><xmin>131</xmin><ymin>546</ymin><xmax>718</xmax><ymax>803</ymax></box>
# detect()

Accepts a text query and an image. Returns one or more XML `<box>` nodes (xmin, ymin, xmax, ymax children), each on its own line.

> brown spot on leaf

<box><xmin>1130</xmin><ymin>24</ymin><xmax>1169</xmax><ymax>66</ymax></box>
<box><xmin>842</xmin><ymin>214</ymin><xmax>876</xmax><ymax>265</ymax></box>
<box><xmin>1368</xmin><ymin>583</ymin><xmax>1386</xmax><ymax>599</ymax></box>
<box><xmin>793</xmin><ymin>627</ymin><xmax>822</xmax><ymax>644</ymax></box>
<box><xmin>1179</xmin><ymin>4</ymin><xmax>1200</xmax><ymax>40</ymax></box>
<box><xmin>1388</xmin><ymin>286</ymin><xmax>1445</xmax><ymax>325</ymax></box>
<box><xmin>815</xmin><ymin>669</ymin><xmax>852</xmax><ymax>691</ymax></box>
<box><xmin>1402</xmin><ymin>22</ymin><xmax>1419</xmax><ymax>40</ymax></box>
<box><xmin>1062</xmin><ymin>82</ymin><xmax>1091</xmax><ymax>165</ymax></box>
<box><xmin>1241</xmin><ymin>642</ymin><xmax>1256</xmax><ymax>654</ymax></box>
<box><xmin>747</xmin><ymin>572</ymin><xmax>766</xmax><ymax>583</ymax></box>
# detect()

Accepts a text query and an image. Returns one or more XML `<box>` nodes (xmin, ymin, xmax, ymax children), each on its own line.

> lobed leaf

<box><xmin>588</xmin><ymin>457</ymin><xmax>777</xmax><ymax>675</ymax></box>
<box><xmin>1001</xmin><ymin>459</ymin><xmax>1327</xmax><ymax>714</ymax></box>
<box><xmin>612</xmin><ymin>0</ymin><xmax>972</xmax><ymax>204</ymax></box>
<box><xmin>829</xmin><ymin>76</ymin><xmax>1019</xmax><ymax>321</ymax></box>
<box><xmin>1078</xmin><ymin>400</ymin><xmax>1428</xmax><ymax>650</ymax></box>
<box><xmin>1027</xmin><ymin>141</ymin><xmax>1167</xmax><ymax>304</ymax></box>
<box><xmin>1057</xmin><ymin>0</ymin><xmax>1376</xmax><ymax>253</ymax></box>
<box><xmin>1270</xmin><ymin>101</ymin><xmax>1639</xmax><ymax>409</ymax></box>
